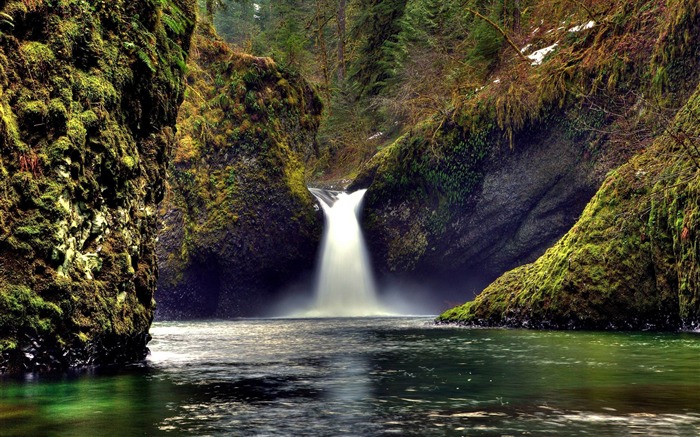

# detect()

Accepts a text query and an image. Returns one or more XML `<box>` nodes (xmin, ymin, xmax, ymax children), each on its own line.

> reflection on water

<box><xmin>1</xmin><ymin>318</ymin><xmax>700</xmax><ymax>436</ymax></box>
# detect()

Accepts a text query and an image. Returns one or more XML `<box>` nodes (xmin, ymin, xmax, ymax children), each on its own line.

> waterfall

<box><xmin>301</xmin><ymin>188</ymin><xmax>386</xmax><ymax>317</ymax></box>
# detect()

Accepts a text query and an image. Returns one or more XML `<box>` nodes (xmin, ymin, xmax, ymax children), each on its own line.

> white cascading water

<box><xmin>302</xmin><ymin>188</ymin><xmax>386</xmax><ymax>317</ymax></box>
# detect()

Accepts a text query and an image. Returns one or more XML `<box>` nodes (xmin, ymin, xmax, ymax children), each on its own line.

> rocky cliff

<box><xmin>439</xmin><ymin>82</ymin><xmax>700</xmax><ymax>330</ymax></box>
<box><xmin>353</xmin><ymin>0</ymin><xmax>700</xmax><ymax>304</ymax></box>
<box><xmin>0</xmin><ymin>0</ymin><xmax>195</xmax><ymax>373</ymax></box>
<box><xmin>155</xmin><ymin>25</ymin><xmax>323</xmax><ymax>319</ymax></box>
<box><xmin>435</xmin><ymin>1</ymin><xmax>700</xmax><ymax>328</ymax></box>
<box><xmin>352</xmin><ymin>108</ymin><xmax>611</xmax><ymax>295</ymax></box>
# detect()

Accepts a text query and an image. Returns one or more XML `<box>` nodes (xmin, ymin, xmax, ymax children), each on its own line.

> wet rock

<box><xmin>0</xmin><ymin>0</ymin><xmax>196</xmax><ymax>374</ymax></box>
<box><xmin>156</xmin><ymin>26</ymin><xmax>323</xmax><ymax>319</ymax></box>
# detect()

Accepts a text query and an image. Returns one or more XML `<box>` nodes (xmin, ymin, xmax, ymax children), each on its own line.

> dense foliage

<box><xmin>426</xmin><ymin>0</ymin><xmax>700</xmax><ymax>328</ymax></box>
<box><xmin>0</xmin><ymin>0</ymin><xmax>698</xmax><ymax>378</ymax></box>
<box><xmin>207</xmin><ymin>0</ymin><xmax>538</xmax><ymax>179</ymax></box>
<box><xmin>197</xmin><ymin>0</ymin><xmax>700</xmax><ymax>328</ymax></box>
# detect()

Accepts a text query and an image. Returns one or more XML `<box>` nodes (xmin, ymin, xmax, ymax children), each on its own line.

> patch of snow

<box><xmin>521</xmin><ymin>44</ymin><xmax>532</xmax><ymax>54</ymax></box>
<box><xmin>569</xmin><ymin>20</ymin><xmax>596</xmax><ymax>33</ymax></box>
<box><xmin>254</xmin><ymin>3</ymin><xmax>261</xmax><ymax>11</ymax></box>
<box><xmin>368</xmin><ymin>132</ymin><xmax>384</xmax><ymax>141</ymax></box>
<box><xmin>532</xmin><ymin>27</ymin><xmax>540</xmax><ymax>35</ymax></box>
<box><xmin>493</xmin><ymin>78</ymin><xmax>501</xmax><ymax>84</ymax></box>
<box><xmin>527</xmin><ymin>43</ymin><xmax>559</xmax><ymax>66</ymax></box>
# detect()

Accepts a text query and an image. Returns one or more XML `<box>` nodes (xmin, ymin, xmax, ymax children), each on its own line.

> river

<box><xmin>2</xmin><ymin>317</ymin><xmax>700</xmax><ymax>436</ymax></box>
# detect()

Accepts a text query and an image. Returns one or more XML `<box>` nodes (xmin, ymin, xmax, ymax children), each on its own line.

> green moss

<box><xmin>47</xmin><ymin>98</ymin><xmax>68</xmax><ymax>128</ymax></box>
<box><xmin>18</xmin><ymin>100</ymin><xmax>48</xmax><ymax>124</ymax></box>
<box><xmin>47</xmin><ymin>136</ymin><xmax>73</xmax><ymax>164</ymax></box>
<box><xmin>387</xmin><ymin>221</ymin><xmax>428</xmax><ymax>271</ymax></box>
<box><xmin>0</xmin><ymin>0</ymin><xmax>197</xmax><ymax>372</ymax></box>
<box><xmin>158</xmin><ymin>26</ymin><xmax>322</xmax><ymax>317</ymax></box>
<box><xmin>78</xmin><ymin>109</ymin><xmax>98</xmax><ymax>128</ymax></box>
<box><xmin>66</xmin><ymin>118</ymin><xmax>86</xmax><ymax>147</ymax></box>
<box><xmin>439</xmin><ymin>84</ymin><xmax>700</xmax><ymax>330</ymax></box>
<box><xmin>350</xmin><ymin>0</ymin><xmax>700</xmax><ymax>288</ymax></box>
<box><xmin>73</xmin><ymin>71</ymin><xmax>118</xmax><ymax>107</ymax></box>
<box><xmin>53</xmin><ymin>77</ymin><xmax>74</xmax><ymax>104</ymax></box>
<box><xmin>0</xmin><ymin>283</ymin><xmax>62</xmax><ymax>351</ymax></box>
<box><xmin>121</xmin><ymin>155</ymin><xmax>137</xmax><ymax>170</ymax></box>
<box><xmin>4</xmin><ymin>2</ymin><xmax>28</xmax><ymax>16</ymax></box>
<box><xmin>0</xmin><ymin>100</ymin><xmax>23</xmax><ymax>149</ymax></box>
<box><xmin>19</xmin><ymin>41</ymin><xmax>55</xmax><ymax>75</ymax></box>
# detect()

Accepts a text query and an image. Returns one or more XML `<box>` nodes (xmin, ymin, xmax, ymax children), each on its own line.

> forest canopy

<box><xmin>206</xmin><ymin>0</ymin><xmax>529</xmax><ymax>179</ymax></box>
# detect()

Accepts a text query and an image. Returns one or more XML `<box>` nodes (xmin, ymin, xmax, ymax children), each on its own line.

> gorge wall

<box><xmin>155</xmin><ymin>25</ymin><xmax>323</xmax><ymax>319</ymax></box>
<box><xmin>432</xmin><ymin>2</ymin><xmax>700</xmax><ymax>328</ymax></box>
<box><xmin>353</xmin><ymin>0</ymin><xmax>700</xmax><ymax>310</ymax></box>
<box><xmin>0</xmin><ymin>0</ymin><xmax>195</xmax><ymax>373</ymax></box>
<box><xmin>439</xmin><ymin>82</ymin><xmax>700</xmax><ymax>330</ymax></box>
<box><xmin>352</xmin><ymin>109</ymin><xmax>612</xmax><ymax>297</ymax></box>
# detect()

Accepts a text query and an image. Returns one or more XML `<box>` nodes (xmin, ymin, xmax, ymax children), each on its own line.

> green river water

<box><xmin>1</xmin><ymin>317</ymin><xmax>699</xmax><ymax>436</ymax></box>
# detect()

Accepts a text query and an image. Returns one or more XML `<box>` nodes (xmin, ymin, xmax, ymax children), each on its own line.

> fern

<box><xmin>162</xmin><ymin>14</ymin><xmax>185</xmax><ymax>36</ymax></box>
<box><xmin>159</xmin><ymin>0</ymin><xmax>193</xmax><ymax>36</ymax></box>
<box><xmin>137</xmin><ymin>49</ymin><xmax>156</xmax><ymax>73</ymax></box>
<box><xmin>0</xmin><ymin>12</ymin><xmax>14</xmax><ymax>29</ymax></box>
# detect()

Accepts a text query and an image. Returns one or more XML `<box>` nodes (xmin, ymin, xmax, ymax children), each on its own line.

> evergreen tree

<box><xmin>213</xmin><ymin>0</ymin><xmax>262</xmax><ymax>50</ymax></box>
<box><xmin>204</xmin><ymin>0</ymin><xmax>228</xmax><ymax>23</ymax></box>
<box><xmin>349</xmin><ymin>0</ymin><xmax>409</xmax><ymax>98</ymax></box>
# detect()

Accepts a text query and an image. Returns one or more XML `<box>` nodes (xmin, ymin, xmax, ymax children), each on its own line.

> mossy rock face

<box><xmin>439</xmin><ymin>83</ymin><xmax>700</xmax><ymax>330</ymax></box>
<box><xmin>353</xmin><ymin>0</ymin><xmax>700</xmax><ymax>298</ymax></box>
<box><xmin>354</xmin><ymin>112</ymin><xmax>607</xmax><ymax>294</ymax></box>
<box><xmin>155</xmin><ymin>24</ymin><xmax>323</xmax><ymax>319</ymax></box>
<box><xmin>0</xmin><ymin>0</ymin><xmax>196</xmax><ymax>373</ymax></box>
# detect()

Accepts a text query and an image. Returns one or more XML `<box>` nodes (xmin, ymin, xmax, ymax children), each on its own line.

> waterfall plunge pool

<box><xmin>2</xmin><ymin>317</ymin><xmax>700</xmax><ymax>436</ymax></box>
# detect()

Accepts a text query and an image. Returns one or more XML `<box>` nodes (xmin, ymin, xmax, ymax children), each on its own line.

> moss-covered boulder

<box><xmin>353</xmin><ymin>0</ymin><xmax>700</xmax><ymax>299</ymax></box>
<box><xmin>439</xmin><ymin>82</ymin><xmax>700</xmax><ymax>330</ymax></box>
<box><xmin>155</xmin><ymin>24</ymin><xmax>323</xmax><ymax>319</ymax></box>
<box><xmin>0</xmin><ymin>0</ymin><xmax>195</xmax><ymax>373</ymax></box>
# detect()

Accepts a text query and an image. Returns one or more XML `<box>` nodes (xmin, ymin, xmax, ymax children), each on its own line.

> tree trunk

<box><xmin>466</xmin><ymin>7</ymin><xmax>528</xmax><ymax>62</ymax></box>
<box><xmin>205</xmin><ymin>0</ymin><xmax>215</xmax><ymax>23</ymax></box>
<box><xmin>315</xmin><ymin>0</ymin><xmax>332</xmax><ymax>101</ymax></box>
<box><xmin>337</xmin><ymin>0</ymin><xmax>346</xmax><ymax>84</ymax></box>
